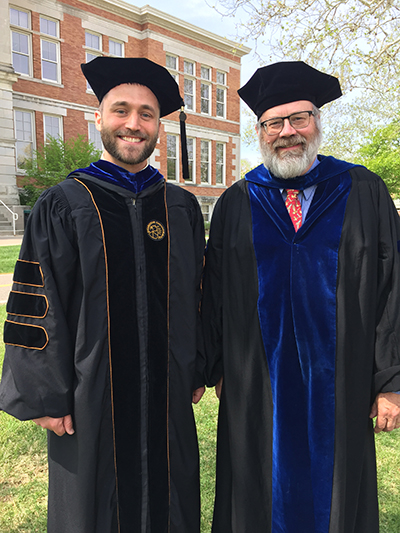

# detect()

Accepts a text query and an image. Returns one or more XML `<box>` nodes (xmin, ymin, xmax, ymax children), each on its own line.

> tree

<box><xmin>212</xmin><ymin>0</ymin><xmax>400</xmax><ymax>161</ymax></box>
<box><xmin>355</xmin><ymin>118</ymin><xmax>400</xmax><ymax>196</ymax></box>
<box><xmin>20</xmin><ymin>135</ymin><xmax>102</xmax><ymax>207</ymax></box>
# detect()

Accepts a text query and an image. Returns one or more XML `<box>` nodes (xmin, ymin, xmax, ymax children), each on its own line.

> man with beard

<box><xmin>202</xmin><ymin>61</ymin><xmax>400</xmax><ymax>533</ymax></box>
<box><xmin>0</xmin><ymin>57</ymin><xmax>205</xmax><ymax>533</ymax></box>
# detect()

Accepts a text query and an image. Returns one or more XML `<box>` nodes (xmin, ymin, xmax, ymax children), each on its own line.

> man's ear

<box><xmin>94</xmin><ymin>109</ymin><xmax>102</xmax><ymax>132</ymax></box>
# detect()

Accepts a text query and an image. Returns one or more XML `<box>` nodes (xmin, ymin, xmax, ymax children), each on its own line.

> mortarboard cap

<box><xmin>81</xmin><ymin>57</ymin><xmax>184</xmax><ymax>117</ymax></box>
<box><xmin>238</xmin><ymin>61</ymin><xmax>342</xmax><ymax>119</ymax></box>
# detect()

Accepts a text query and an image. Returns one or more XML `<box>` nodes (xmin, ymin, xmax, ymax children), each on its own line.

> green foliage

<box><xmin>355</xmin><ymin>119</ymin><xmax>400</xmax><ymax>196</ymax></box>
<box><xmin>20</xmin><ymin>135</ymin><xmax>102</xmax><ymax>207</ymax></box>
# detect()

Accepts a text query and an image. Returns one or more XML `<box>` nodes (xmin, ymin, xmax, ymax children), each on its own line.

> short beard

<box><xmin>259</xmin><ymin>122</ymin><xmax>322</xmax><ymax>179</ymax></box>
<box><xmin>100</xmin><ymin>126</ymin><xmax>158</xmax><ymax>168</ymax></box>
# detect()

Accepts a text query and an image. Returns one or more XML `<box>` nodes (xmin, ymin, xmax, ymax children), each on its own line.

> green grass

<box><xmin>1</xmin><ymin>301</ymin><xmax>400</xmax><ymax>531</ymax></box>
<box><xmin>0</xmin><ymin>246</ymin><xmax>20</xmax><ymax>274</ymax></box>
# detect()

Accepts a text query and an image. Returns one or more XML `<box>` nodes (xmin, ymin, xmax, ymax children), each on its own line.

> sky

<box><xmin>134</xmin><ymin>0</ymin><xmax>262</xmax><ymax>164</ymax></box>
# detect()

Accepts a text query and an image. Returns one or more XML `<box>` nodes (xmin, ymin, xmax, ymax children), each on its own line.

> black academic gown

<box><xmin>202</xmin><ymin>156</ymin><xmax>400</xmax><ymax>533</ymax></box>
<box><xmin>0</xmin><ymin>167</ymin><xmax>205</xmax><ymax>533</ymax></box>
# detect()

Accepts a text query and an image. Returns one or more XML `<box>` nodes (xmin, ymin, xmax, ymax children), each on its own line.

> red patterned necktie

<box><xmin>285</xmin><ymin>189</ymin><xmax>302</xmax><ymax>232</ymax></box>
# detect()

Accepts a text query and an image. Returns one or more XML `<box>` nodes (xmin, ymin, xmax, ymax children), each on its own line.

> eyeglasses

<box><xmin>260</xmin><ymin>110</ymin><xmax>315</xmax><ymax>136</ymax></box>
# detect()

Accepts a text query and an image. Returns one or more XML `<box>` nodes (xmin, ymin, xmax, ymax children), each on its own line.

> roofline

<box><xmin>82</xmin><ymin>0</ymin><xmax>252</xmax><ymax>57</ymax></box>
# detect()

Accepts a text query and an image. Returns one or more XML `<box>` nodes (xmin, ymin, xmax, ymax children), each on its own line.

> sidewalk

<box><xmin>0</xmin><ymin>236</ymin><xmax>23</xmax><ymax>247</ymax></box>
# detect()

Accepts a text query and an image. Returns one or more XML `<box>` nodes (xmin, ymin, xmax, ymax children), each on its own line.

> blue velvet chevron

<box><xmin>246</xmin><ymin>157</ymin><xmax>354</xmax><ymax>532</ymax></box>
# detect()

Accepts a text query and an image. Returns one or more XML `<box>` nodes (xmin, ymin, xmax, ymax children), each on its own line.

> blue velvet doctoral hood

<box><xmin>246</xmin><ymin>155</ymin><xmax>356</xmax><ymax>532</ymax></box>
<box><xmin>68</xmin><ymin>159</ymin><xmax>164</xmax><ymax>194</ymax></box>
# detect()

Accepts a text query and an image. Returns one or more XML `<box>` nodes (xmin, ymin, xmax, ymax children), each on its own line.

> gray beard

<box><xmin>259</xmin><ymin>129</ymin><xmax>322</xmax><ymax>179</ymax></box>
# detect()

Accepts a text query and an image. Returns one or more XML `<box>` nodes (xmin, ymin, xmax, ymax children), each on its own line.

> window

<box><xmin>200</xmin><ymin>140</ymin><xmax>210</xmax><ymax>184</ymax></box>
<box><xmin>40</xmin><ymin>16</ymin><xmax>60</xmax><ymax>83</ymax></box>
<box><xmin>109</xmin><ymin>39</ymin><xmax>123</xmax><ymax>57</ymax></box>
<box><xmin>85</xmin><ymin>31</ymin><xmax>101</xmax><ymax>50</ymax></box>
<box><xmin>44</xmin><ymin>115</ymin><xmax>61</xmax><ymax>141</ymax></box>
<box><xmin>88</xmin><ymin>123</ymin><xmax>103</xmax><ymax>151</ymax></box>
<box><xmin>10</xmin><ymin>8</ymin><xmax>31</xmax><ymax>76</ymax></box>
<box><xmin>167</xmin><ymin>135</ymin><xmax>178</xmax><ymax>181</ymax></box>
<box><xmin>185</xmin><ymin>138</ymin><xmax>194</xmax><ymax>182</ymax></box>
<box><xmin>85</xmin><ymin>32</ymin><xmax>102</xmax><ymax>90</ymax></box>
<box><xmin>201</xmin><ymin>66</ymin><xmax>210</xmax><ymax>80</ymax></box>
<box><xmin>184</xmin><ymin>60</ymin><xmax>194</xmax><ymax>75</ymax></box>
<box><xmin>166</xmin><ymin>55</ymin><xmax>177</xmax><ymax>70</ymax></box>
<box><xmin>216</xmin><ymin>143</ymin><xmax>225</xmax><ymax>184</ymax></box>
<box><xmin>216</xmin><ymin>87</ymin><xmax>226</xmax><ymax>118</ymax></box>
<box><xmin>184</xmin><ymin>78</ymin><xmax>194</xmax><ymax>111</ymax></box>
<box><xmin>201</xmin><ymin>204</ymin><xmax>211</xmax><ymax>222</ymax></box>
<box><xmin>201</xmin><ymin>82</ymin><xmax>210</xmax><ymax>114</ymax></box>
<box><xmin>216</xmin><ymin>71</ymin><xmax>226</xmax><ymax>85</ymax></box>
<box><xmin>166</xmin><ymin>54</ymin><xmax>178</xmax><ymax>82</ymax></box>
<box><xmin>15</xmin><ymin>110</ymin><xmax>34</xmax><ymax>169</ymax></box>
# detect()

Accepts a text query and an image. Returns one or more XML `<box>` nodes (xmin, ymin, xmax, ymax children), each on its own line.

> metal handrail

<box><xmin>0</xmin><ymin>200</ymin><xmax>18</xmax><ymax>236</ymax></box>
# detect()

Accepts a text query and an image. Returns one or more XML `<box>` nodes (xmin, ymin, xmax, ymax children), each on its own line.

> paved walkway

<box><xmin>0</xmin><ymin>236</ymin><xmax>22</xmax><ymax>303</ymax></box>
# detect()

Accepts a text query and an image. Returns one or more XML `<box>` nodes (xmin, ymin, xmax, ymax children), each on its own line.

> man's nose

<box><xmin>279</xmin><ymin>117</ymin><xmax>297</xmax><ymax>136</ymax></box>
<box><xmin>124</xmin><ymin>112</ymin><xmax>141</xmax><ymax>130</ymax></box>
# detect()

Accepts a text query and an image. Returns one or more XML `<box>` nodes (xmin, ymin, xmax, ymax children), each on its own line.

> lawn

<box><xmin>0</xmin><ymin>246</ymin><xmax>20</xmax><ymax>274</ymax></box>
<box><xmin>1</xmin><ymin>300</ymin><xmax>400</xmax><ymax>531</ymax></box>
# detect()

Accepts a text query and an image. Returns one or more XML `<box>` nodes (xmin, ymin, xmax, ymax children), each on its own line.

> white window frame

<box><xmin>10</xmin><ymin>7</ymin><xmax>32</xmax><ymax>77</ymax></box>
<box><xmin>200</xmin><ymin>140</ymin><xmax>211</xmax><ymax>184</ymax></box>
<box><xmin>88</xmin><ymin>122</ymin><xmax>103</xmax><ymax>151</ymax></box>
<box><xmin>14</xmin><ymin>109</ymin><xmax>34</xmax><ymax>171</ymax></box>
<box><xmin>40</xmin><ymin>16</ymin><xmax>60</xmax><ymax>83</ymax></box>
<box><xmin>167</xmin><ymin>134</ymin><xmax>179</xmax><ymax>181</ymax></box>
<box><xmin>201</xmin><ymin>81</ymin><xmax>211</xmax><ymax>115</ymax></box>
<box><xmin>185</xmin><ymin>137</ymin><xmax>195</xmax><ymax>183</ymax></box>
<box><xmin>216</xmin><ymin>142</ymin><xmax>225</xmax><ymax>185</ymax></box>
<box><xmin>109</xmin><ymin>38</ymin><xmax>124</xmax><ymax>57</ymax></box>
<box><xmin>44</xmin><ymin>114</ymin><xmax>62</xmax><ymax>141</ymax></box>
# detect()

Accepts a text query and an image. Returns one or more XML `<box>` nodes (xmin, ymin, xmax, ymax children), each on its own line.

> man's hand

<box><xmin>33</xmin><ymin>415</ymin><xmax>75</xmax><ymax>437</ymax></box>
<box><xmin>370</xmin><ymin>393</ymin><xmax>400</xmax><ymax>433</ymax></box>
<box><xmin>192</xmin><ymin>386</ymin><xmax>205</xmax><ymax>404</ymax></box>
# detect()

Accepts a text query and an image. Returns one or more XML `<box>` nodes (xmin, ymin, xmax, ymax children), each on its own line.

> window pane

<box><xmin>201</xmin><ymin>141</ymin><xmax>209</xmax><ymax>183</ymax></box>
<box><xmin>12</xmin><ymin>32</ymin><xmax>29</xmax><ymax>54</ymax></box>
<box><xmin>184</xmin><ymin>61</ymin><xmax>194</xmax><ymax>75</ymax></box>
<box><xmin>216</xmin><ymin>143</ymin><xmax>224</xmax><ymax>184</ymax></box>
<box><xmin>201</xmin><ymin>66</ymin><xmax>210</xmax><ymax>80</ymax></box>
<box><xmin>186</xmin><ymin>138</ymin><xmax>194</xmax><ymax>182</ymax></box>
<box><xmin>44</xmin><ymin>116</ymin><xmax>60</xmax><ymax>139</ymax></box>
<box><xmin>109</xmin><ymin>40</ymin><xmax>123</xmax><ymax>56</ymax></box>
<box><xmin>167</xmin><ymin>135</ymin><xmax>177</xmax><ymax>180</ymax></box>
<box><xmin>13</xmin><ymin>53</ymin><xmax>29</xmax><ymax>75</ymax></box>
<box><xmin>201</xmin><ymin>83</ymin><xmax>210</xmax><ymax>114</ymax></box>
<box><xmin>42</xmin><ymin>40</ymin><xmax>57</xmax><ymax>61</ymax></box>
<box><xmin>10</xmin><ymin>8</ymin><xmax>29</xmax><ymax>29</ymax></box>
<box><xmin>40</xmin><ymin>17</ymin><xmax>57</xmax><ymax>37</ymax></box>
<box><xmin>166</xmin><ymin>55</ymin><xmax>177</xmax><ymax>69</ymax></box>
<box><xmin>15</xmin><ymin>110</ymin><xmax>33</xmax><ymax>168</ymax></box>
<box><xmin>86</xmin><ymin>32</ymin><xmax>100</xmax><ymax>50</ymax></box>
<box><xmin>217</xmin><ymin>88</ymin><xmax>225</xmax><ymax>117</ymax></box>
<box><xmin>217</xmin><ymin>71</ymin><xmax>225</xmax><ymax>84</ymax></box>
<box><xmin>88</xmin><ymin>123</ymin><xmax>103</xmax><ymax>151</ymax></box>
<box><xmin>184</xmin><ymin>78</ymin><xmax>194</xmax><ymax>110</ymax></box>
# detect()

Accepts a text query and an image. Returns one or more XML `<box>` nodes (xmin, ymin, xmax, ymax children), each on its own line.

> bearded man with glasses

<box><xmin>202</xmin><ymin>61</ymin><xmax>400</xmax><ymax>533</ymax></box>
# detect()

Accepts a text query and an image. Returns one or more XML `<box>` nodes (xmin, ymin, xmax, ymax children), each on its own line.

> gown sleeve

<box><xmin>201</xmin><ymin>194</ymin><xmax>224</xmax><ymax>388</ymax></box>
<box><xmin>0</xmin><ymin>185</ymin><xmax>78</xmax><ymax>420</ymax></box>
<box><xmin>372</xmin><ymin>177</ymin><xmax>400</xmax><ymax>395</ymax></box>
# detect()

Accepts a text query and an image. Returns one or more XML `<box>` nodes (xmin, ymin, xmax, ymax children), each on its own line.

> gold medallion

<box><xmin>146</xmin><ymin>220</ymin><xmax>166</xmax><ymax>241</ymax></box>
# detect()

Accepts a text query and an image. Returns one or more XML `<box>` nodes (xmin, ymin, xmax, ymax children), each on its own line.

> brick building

<box><xmin>0</xmin><ymin>0</ymin><xmax>250</xmax><ymax>230</ymax></box>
